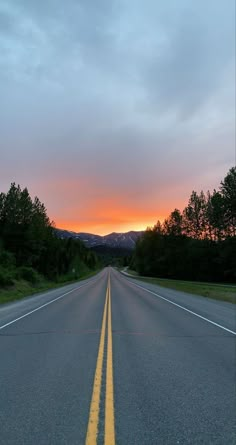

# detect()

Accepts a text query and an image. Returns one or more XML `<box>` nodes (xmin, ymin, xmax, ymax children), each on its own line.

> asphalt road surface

<box><xmin>0</xmin><ymin>268</ymin><xmax>235</xmax><ymax>444</ymax></box>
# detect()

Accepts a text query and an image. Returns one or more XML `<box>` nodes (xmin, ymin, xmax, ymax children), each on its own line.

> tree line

<box><xmin>131</xmin><ymin>167</ymin><xmax>236</xmax><ymax>283</ymax></box>
<box><xmin>0</xmin><ymin>183</ymin><xmax>99</xmax><ymax>287</ymax></box>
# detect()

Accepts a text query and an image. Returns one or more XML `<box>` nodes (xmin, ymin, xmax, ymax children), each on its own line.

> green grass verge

<box><xmin>0</xmin><ymin>269</ymin><xmax>101</xmax><ymax>305</ymax></box>
<box><xmin>126</xmin><ymin>270</ymin><xmax>236</xmax><ymax>304</ymax></box>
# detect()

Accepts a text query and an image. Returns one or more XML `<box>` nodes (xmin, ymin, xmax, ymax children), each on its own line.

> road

<box><xmin>0</xmin><ymin>268</ymin><xmax>235</xmax><ymax>444</ymax></box>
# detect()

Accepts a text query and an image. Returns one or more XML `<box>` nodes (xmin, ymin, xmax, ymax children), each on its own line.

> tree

<box><xmin>220</xmin><ymin>167</ymin><xmax>236</xmax><ymax>236</ymax></box>
<box><xmin>207</xmin><ymin>190</ymin><xmax>225</xmax><ymax>240</ymax></box>
<box><xmin>163</xmin><ymin>209</ymin><xmax>183</xmax><ymax>236</ymax></box>
<box><xmin>0</xmin><ymin>183</ymin><xmax>99</xmax><ymax>285</ymax></box>
<box><xmin>0</xmin><ymin>183</ymin><xmax>23</xmax><ymax>261</ymax></box>
<box><xmin>132</xmin><ymin>167</ymin><xmax>236</xmax><ymax>283</ymax></box>
<box><xmin>183</xmin><ymin>191</ymin><xmax>207</xmax><ymax>239</ymax></box>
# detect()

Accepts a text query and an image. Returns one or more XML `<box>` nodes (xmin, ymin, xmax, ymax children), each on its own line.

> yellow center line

<box><xmin>85</xmin><ymin>270</ymin><xmax>116</xmax><ymax>445</ymax></box>
<box><xmin>105</xmin><ymin>274</ymin><xmax>115</xmax><ymax>445</ymax></box>
<box><xmin>85</xmin><ymin>282</ymin><xmax>109</xmax><ymax>445</ymax></box>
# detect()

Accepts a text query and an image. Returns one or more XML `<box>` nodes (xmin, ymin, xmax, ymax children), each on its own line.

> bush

<box><xmin>0</xmin><ymin>267</ymin><xmax>15</xmax><ymax>287</ymax></box>
<box><xmin>17</xmin><ymin>267</ymin><xmax>42</xmax><ymax>285</ymax></box>
<box><xmin>0</xmin><ymin>247</ymin><xmax>16</xmax><ymax>268</ymax></box>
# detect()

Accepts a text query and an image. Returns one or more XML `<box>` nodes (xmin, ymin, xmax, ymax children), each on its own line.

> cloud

<box><xmin>0</xmin><ymin>0</ymin><xmax>235</xmax><ymax>234</ymax></box>
<box><xmin>142</xmin><ymin>1</ymin><xmax>235</xmax><ymax>119</ymax></box>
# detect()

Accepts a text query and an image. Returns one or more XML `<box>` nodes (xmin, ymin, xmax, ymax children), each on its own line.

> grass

<box><xmin>126</xmin><ymin>270</ymin><xmax>236</xmax><ymax>304</ymax></box>
<box><xmin>0</xmin><ymin>269</ymin><xmax>100</xmax><ymax>305</ymax></box>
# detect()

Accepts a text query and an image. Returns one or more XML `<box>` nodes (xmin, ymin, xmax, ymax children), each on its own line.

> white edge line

<box><xmin>0</xmin><ymin>276</ymin><xmax>100</xmax><ymax>331</ymax></box>
<box><xmin>124</xmin><ymin>278</ymin><xmax>236</xmax><ymax>336</ymax></box>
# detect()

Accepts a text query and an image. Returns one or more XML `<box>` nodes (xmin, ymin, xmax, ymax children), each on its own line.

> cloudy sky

<box><xmin>1</xmin><ymin>0</ymin><xmax>235</xmax><ymax>234</ymax></box>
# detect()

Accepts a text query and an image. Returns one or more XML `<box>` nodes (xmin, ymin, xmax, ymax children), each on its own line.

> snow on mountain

<box><xmin>55</xmin><ymin>229</ymin><xmax>144</xmax><ymax>249</ymax></box>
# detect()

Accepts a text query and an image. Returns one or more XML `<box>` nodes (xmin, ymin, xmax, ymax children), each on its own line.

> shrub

<box><xmin>17</xmin><ymin>266</ymin><xmax>41</xmax><ymax>285</ymax></box>
<box><xmin>0</xmin><ymin>248</ymin><xmax>16</xmax><ymax>268</ymax></box>
<box><xmin>0</xmin><ymin>267</ymin><xmax>15</xmax><ymax>287</ymax></box>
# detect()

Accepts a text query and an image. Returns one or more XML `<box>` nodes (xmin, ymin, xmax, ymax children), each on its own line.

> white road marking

<box><xmin>0</xmin><ymin>277</ymin><xmax>99</xmax><ymax>331</ymax></box>
<box><xmin>125</xmin><ymin>279</ymin><xmax>236</xmax><ymax>336</ymax></box>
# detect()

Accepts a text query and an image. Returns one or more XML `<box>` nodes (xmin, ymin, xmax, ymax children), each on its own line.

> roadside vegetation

<box><xmin>0</xmin><ymin>269</ymin><xmax>99</xmax><ymax>305</ymax></box>
<box><xmin>126</xmin><ymin>272</ymin><xmax>235</xmax><ymax>304</ymax></box>
<box><xmin>130</xmin><ymin>167</ymin><xmax>236</xmax><ymax>288</ymax></box>
<box><xmin>0</xmin><ymin>184</ymin><xmax>100</xmax><ymax>304</ymax></box>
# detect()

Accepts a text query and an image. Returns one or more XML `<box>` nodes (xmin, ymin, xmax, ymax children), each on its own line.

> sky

<box><xmin>0</xmin><ymin>0</ymin><xmax>235</xmax><ymax>235</ymax></box>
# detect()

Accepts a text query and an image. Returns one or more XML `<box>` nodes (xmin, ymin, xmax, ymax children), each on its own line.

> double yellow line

<box><xmin>86</xmin><ymin>273</ymin><xmax>115</xmax><ymax>445</ymax></box>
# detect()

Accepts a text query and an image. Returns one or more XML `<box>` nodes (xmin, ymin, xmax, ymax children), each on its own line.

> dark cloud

<box><xmin>0</xmin><ymin>0</ymin><xmax>235</xmax><ymax>233</ymax></box>
<box><xmin>143</xmin><ymin>1</ymin><xmax>235</xmax><ymax>118</ymax></box>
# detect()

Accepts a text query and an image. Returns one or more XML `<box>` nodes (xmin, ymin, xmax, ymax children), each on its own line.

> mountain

<box><xmin>55</xmin><ymin>229</ymin><xmax>144</xmax><ymax>249</ymax></box>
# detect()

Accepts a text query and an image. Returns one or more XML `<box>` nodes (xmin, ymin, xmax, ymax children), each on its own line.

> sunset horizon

<box><xmin>1</xmin><ymin>0</ymin><xmax>235</xmax><ymax>241</ymax></box>
<box><xmin>55</xmin><ymin>220</ymin><xmax>158</xmax><ymax>236</ymax></box>
<box><xmin>1</xmin><ymin>165</ymin><xmax>233</xmax><ymax>236</ymax></box>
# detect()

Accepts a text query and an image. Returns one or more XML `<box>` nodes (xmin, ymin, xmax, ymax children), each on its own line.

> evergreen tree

<box><xmin>220</xmin><ymin>167</ymin><xmax>236</xmax><ymax>236</ymax></box>
<box><xmin>132</xmin><ymin>167</ymin><xmax>236</xmax><ymax>283</ymax></box>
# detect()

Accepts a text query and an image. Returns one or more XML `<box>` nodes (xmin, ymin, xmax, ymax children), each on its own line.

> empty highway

<box><xmin>0</xmin><ymin>268</ymin><xmax>235</xmax><ymax>444</ymax></box>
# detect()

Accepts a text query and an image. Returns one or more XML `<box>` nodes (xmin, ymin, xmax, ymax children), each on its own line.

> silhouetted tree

<box><xmin>132</xmin><ymin>167</ymin><xmax>236</xmax><ymax>283</ymax></box>
<box><xmin>163</xmin><ymin>209</ymin><xmax>183</xmax><ymax>236</ymax></box>
<box><xmin>0</xmin><ymin>183</ymin><xmax>99</xmax><ymax>287</ymax></box>
<box><xmin>220</xmin><ymin>167</ymin><xmax>236</xmax><ymax>236</ymax></box>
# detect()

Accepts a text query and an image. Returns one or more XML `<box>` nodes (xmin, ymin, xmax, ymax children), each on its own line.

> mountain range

<box><xmin>55</xmin><ymin>228</ymin><xmax>144</xmax><ymax>249</ymax></box>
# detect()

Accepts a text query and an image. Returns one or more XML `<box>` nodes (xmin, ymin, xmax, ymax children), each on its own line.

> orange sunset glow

<box><xmin>55</xmin><ymin>219</ymin><xmax>159</xmax><ymax>236</ymax></box>
<box><xmin>50</xmin><ymin>192</ymin><xmax>184</xmax><ymax>235</ymax></box>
